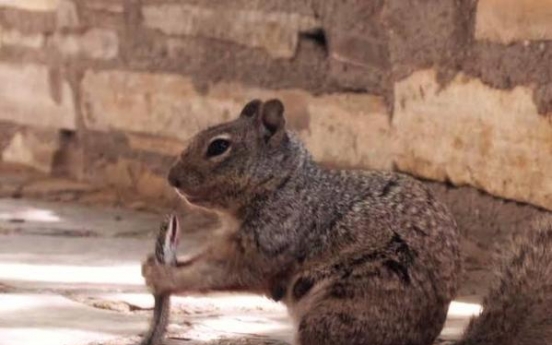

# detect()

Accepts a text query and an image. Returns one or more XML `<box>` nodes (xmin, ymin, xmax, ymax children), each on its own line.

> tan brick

<box><xmin>51</xmin><ymin>28</ymin><xmax>118</xmax><ymax>60</ymax></box>
<box><xmin>307</xmin><ymin>94</ymin><xmax>393</xmax><ymax>171</ymax></box>
<box><xmin>81</xmin><ymin>70</ymin><xmax>235</xmax><ymax>141</ymax></box>
<box><xmin>0</xmin><ymin>0</ymin><xmax>60</xmax><ymax>11</ymax></box>
<box><xmin>126</xmin><ymin>134</ymin><xmax>184</xmax><ymax>157</ymax></box>
<box><xmin>81</xmin><ymin>70</ymin><xmax>393</xmax><ymax>170</ymax></box>
<box><xmin>475</xmin><ymin>0</ymin><xmax>552</xmax><ymax>43</ymax></box>
<box><xmin>142</xmin><ymin>4</ymin><xmax>320</xmax><ymax>58</ymax></box>
<box><xmin>56</xmin><ymin>0</ymin><xmax>79</xmax><ymax>29</ymax></box>
<box><xmin>103</xmin><ymin>159</ymin><xmax>134</xmax><ymax>190</ymax></box>
<box><xmin>2</xmin><ymin>129</ymin><xmax>60</xmax><ymax>173</ymax></box>
<box><xmin>0</xmin><ymin>63</ymin><xmax>76</xmax><ymax>130</ymax></box>
<box><xmin>102</xmin><ymin>158</ymin><xmax>173</xmax><ymax>201</ymax></box>
<box><xmin>0</xmin><ymin>26</ymin><xmax>45</xmax><ymax>49</ymax></box>
<box><xmin>83</xmin><ymin>1</ymin><xmax>123</xmax><ymax>13</ymax></box>
<box><xmin>393</xmin><ymin>69</ymin><xmax>552</xmax><ymax>211</ymax></box>
<box><xmin>135</xmin><ymin>167</ymin><xmax>173</xmax><ymax>201</ymax></box>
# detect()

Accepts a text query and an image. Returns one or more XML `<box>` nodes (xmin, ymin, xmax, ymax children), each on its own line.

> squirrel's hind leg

<box><xmin>290</xmin><ymin>284</ymin><xmax>446</xmax><ymax>345</ymax></box>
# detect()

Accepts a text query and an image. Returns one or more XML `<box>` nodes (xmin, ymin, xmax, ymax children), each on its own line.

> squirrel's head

<box><xmin>168</xmin><ymin>99</ymin><xmax>306</xmax><ymax>212</ymax></box>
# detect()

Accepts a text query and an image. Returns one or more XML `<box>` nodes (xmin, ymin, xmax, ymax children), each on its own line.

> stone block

<box><xmin>393</xmin><ymin>69</ymin><xmax>552</xmax><ymax>211</ymax></box>
<box><xmin>328</xmin><ymin>31</ymin><xmax>389</xmax><ymax>92</ymax></box>
<box><xmin>102</xmin><ymin>159</ymin><xmax>134</xmax><ymax>190</ymax></box>
<box><xmin>82</xmin><ymin>1</ymin><xmax>123</xmax><ymax>13</ymax></box>
<box><xmin>330</xmin><ymin>32</ymin><xmax>388</xmax><ymax>71</ymax></box>
<box><xmin>81</xmin><ymin>70</ymin><xmax>236</xmax><ymax>142</ymax></box>
<box><xmin>475</xmin><ymin>0</ymin><xmax>552</xmax><ymax>43</ymax></box>
<box><xmin>0</xmin><ymin>26</ymin><xmax>45</xmax><ymax>49</ymax></box>
<box><xmin>2</xmin><ymin>129</ymin><xmax>60</xmax><ymax>173</ymax></box>
<box><xmin>101</xmin><ymin>158</ymin><xmax>174</xmax><ymax>201</ymax></box>
<box><xmin>321</xmin><ymin>0</ymin><xmax>389</xmax><ymax>91</ymax></box>
<box><xmin>306</xmin><ymin>94</ymin><xmax>393</xmax><ymax>170</ymax></box>
<box><xmin>56</xmin><ymin>0</ymin><xmax>78</xmax><ymax>29</ymax></box>
<box><xmin>0</xmin><ymin>6</ymin><xmax>56</xmax><ymax>34</ymax></box>
<box><xmin>0</xmin><ymin>63</ymin><xmax>76</xmax><ymax>130</ymax></box>
<box><xmin>142</xmin><ymin>4</ymin><xmax>320</xmax><ymax>58</ymax></box>
<box><xmin>81</xmin><ymin>70</ymin><xmax>394</xmax><ymax>171</ymax></box>
<box><xmin>383</xmin><ymin>0</ymin><xmax>462</xmax><ymax>78</ymax></box>
<box><xmin>51</xmin><ymin>28</ymin><xmax>118</xmax><ymax>60</ymax></box>
<box><xmin>0</xmin><ymin>0</ymin><xmax>60</xmax><ymax>11</ymax></box>
<box><xmin>126</xmin><ymin>134</ymin><xmax>184</xmax><ymax>157</ymax></box>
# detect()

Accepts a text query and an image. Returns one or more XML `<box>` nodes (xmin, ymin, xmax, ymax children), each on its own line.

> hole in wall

<box><xmin>52</xmin><ymin>129</ymin><xmax>80</xmax><ymax>178</ymax></box>
<box><xmin>300</xmin><ymin>28</ymin><xmax>328</xmax><ymax>54</ymax></box>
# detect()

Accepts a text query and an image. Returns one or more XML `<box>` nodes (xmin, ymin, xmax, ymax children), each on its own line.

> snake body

<box><xmin>140</xmin><ymin>214</ymin><xmax>180</xmax><ymax>345</ymax></box>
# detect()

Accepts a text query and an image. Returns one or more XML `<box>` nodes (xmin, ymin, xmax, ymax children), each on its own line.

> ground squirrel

<box><xmin>142</xmin><ymin>99</ymin><xmax>552</xmax><ymax>345</ymax></box>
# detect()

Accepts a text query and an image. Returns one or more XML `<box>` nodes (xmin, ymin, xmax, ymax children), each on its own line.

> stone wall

<box><xmin>1</xmin><ymin>0</ymin><xmax>552</xmax><ymax>210</ymax></box>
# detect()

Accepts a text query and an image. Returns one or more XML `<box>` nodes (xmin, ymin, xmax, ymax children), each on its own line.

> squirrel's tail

<box><xmin>456</xmin><ymin>218</ymin><xmax>552</xmax><ymax>345</ymax></box>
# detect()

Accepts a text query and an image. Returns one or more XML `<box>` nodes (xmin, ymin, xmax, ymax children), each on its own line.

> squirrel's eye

<box><xmin>206</xmin><ymin>139</ymin><xmax>231</xmax><ymax>157</ymax></box>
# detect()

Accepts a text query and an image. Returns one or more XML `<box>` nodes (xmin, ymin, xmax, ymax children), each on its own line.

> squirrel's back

<box><xmin>458</xmin><ymin>218</ymin><xmax>552</xmax><ymax>345</ymax></box>
<box><xmin>160</xmin><ymin>98</ymin><xmax>551</xmax><ymax>345</ymax></box>
<box><xmin>271</xmin><ymin>164</ymin><xmax>462</xmax><ymax>345</ymax></box>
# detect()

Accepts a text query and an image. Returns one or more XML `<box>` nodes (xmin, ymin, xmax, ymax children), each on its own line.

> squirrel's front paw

<box><xmin>141</xmin><ymin>257</ymin><xmax>177</xmax><ymax>294</ymax></box>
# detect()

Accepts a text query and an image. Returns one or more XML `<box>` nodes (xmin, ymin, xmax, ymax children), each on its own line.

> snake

<box><xmin>139</xmin><ymin>213</ymin><xmax>180</xmax><ymax>345</ymax></box>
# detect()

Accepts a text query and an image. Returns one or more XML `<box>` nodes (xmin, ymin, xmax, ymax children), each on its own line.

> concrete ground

<box><xmin>0</xmin><ymin>163</ymin><xmax>491</xmax><ymax>345</ymax></box>
<box><xmin>0</xmin><ymin>197</ymin><xmax>479</xmax><ymax>345</ymax></box>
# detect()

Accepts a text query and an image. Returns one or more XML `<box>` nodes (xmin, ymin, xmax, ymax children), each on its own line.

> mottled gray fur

<box><xmin>457</xmin><ymin>217</ymin><xmax>552</xmax><ymax>345</ymax></box>
<box><xmin>142</xmin><ymin>99</ymin><xmax>551</xmax><ymax>345</ymax></box>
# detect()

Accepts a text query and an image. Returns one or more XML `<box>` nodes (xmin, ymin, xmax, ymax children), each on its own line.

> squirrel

<box><xmin>142</xmin><ymin>99</ymin><xmax>552</xmax><ymax>345</ymax></box>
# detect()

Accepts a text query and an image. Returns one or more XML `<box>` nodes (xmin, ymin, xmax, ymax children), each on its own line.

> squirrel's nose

<box><xmin>168</xmin><ymin>169</ymin><xmax>181</xmax><ymax>189</ymax></box>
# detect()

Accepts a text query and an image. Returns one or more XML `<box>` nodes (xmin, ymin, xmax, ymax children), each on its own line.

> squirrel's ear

<box><xmin>258</xmin><ymin>99</ymin><xmax>286</xmax><ymax>146</ymax></box>
<box><xmin>240</xmin><ymin>99</ymin><xmax>262</xmax><ymax>118</ymax></box>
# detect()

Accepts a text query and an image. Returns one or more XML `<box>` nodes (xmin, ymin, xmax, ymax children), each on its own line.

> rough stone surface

<box><xmin>0</xmin><ymin>7</ymin><xmax>56</xmax><ymax>39</ymax></box>
<box><xmin>1</xmin><ymin>128</ymin><xmax>60</xmax><ymax>173</ymax></box>
<box><xmin>0</xmin><ymin>0</ymin><xmax>551</xmax><ymax>216</ymax></box>
<box><xmin>56</xmin><ymin>0</ymin><xmax>78</xmax><ymax>29</ymax></box>
<box><xmin>0</xmin><ymin>63</ymin><xmax>76</xmax><ymax>130</ymax></box>
<box><xmin>534</xmin><ymin>83</ymin><xmax>552</xmax><ymax>115</ymax></box>
<box><xmin>393</xmin><ymin>69</ymin><xmax>552</xmax><ymax>211</ymax></box>
<box><xmin>142</xmin><ymin>4</ymin><xmax>320</xmax><ymax>58</ymax></box>
<box><xmin>101</xmin><ymin>158</ymin><xmax>175</xmax><ymax>202</ymax></box>
<box><xmin>126</xmin><ymin>133</ymin><xmax>185</xmax><ymax>157</ymax></box>
<box><xmin>78</xmin><ymin>130</ymin><xmax>179</xmax><ymax>210</ymax></box>
<box><xmin>0</xmin><ymin>0</ymin><xmax>60</xmax><ymax>11</ymax></box>
<box><xmin>322</xmin><ymin>0</ymin><xmax>390</xmax><ymax>93</ymax></box>
<box><xmin>81</xmin><ymin>70</ymin><xmax>233</xmax><ymax>141</ymax></box>
<box><xmin>382</xmin><ymin>0</ymin><xmax>465</xmax><ymax>79</ymax></box>
<box><xmin>0</xmin><ymin>26</ymin><xmax>45</xmax><ymax>48</ymax></box>
<box><xmin>305</xmin><ymin>93</ymin><xmax>393</xmax><ymax>170</ymax></box>
<box><xmin>475</xmin><ymin>0</ymin><xmax>552</xmax><ymax>44</ymax></box>
<box><xmin>127</xmin><ymin>34</ymin><xmax>331</xmax><ymax>94</ymax></box>
<box><xmin>0</xmin><ymin>122</ymin><xmax>19</xmax><ymax>153</ymax></box>
<box><xmin>0</xmin><ymin>294</ymin><xmax>148</xmax><ymax>345</ymax></box>
<box><xmin>0</xmin><ymin>198</ymin><xmax>162</xmax><ymax>239</ymax></box>
<box><xmin>462</xmin><ymin>41</ymin><xmax>552</xmax><ymax>112</ymax></box>
<box><xmin>51</xmin><ymin>28</ymin><xmax>118</xmax><ymax>60</ymax></box>
<box><xmin>82</xmin><ymin>1</ymin><xmax>124</xmax><ymax>14</ymax></box>
<box><xmin>82</xmin><ymin>70</ymin><xmax>393</xmax><ymax>170</ymax></box>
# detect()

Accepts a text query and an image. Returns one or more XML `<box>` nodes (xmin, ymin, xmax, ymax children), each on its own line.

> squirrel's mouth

<box><xmin>174</xmin><ymin>188</ymin><xmax>202</xmax><ymax>204</ymax></box>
